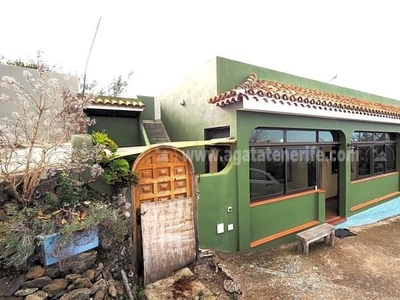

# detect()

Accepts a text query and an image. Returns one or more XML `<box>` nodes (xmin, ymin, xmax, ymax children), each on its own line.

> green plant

<box><xmin>58</xmin><ymin>172</ymin><xmax>81</xmax><ymax>209</ymax></box>
<box><xmin>101</xmin><ymin>159</ymin><xmax>138</xmax><ymax>192</ymax></box>
<box><xmin>91</xmin><ymin>131</ymin><xmax>138</xmax><ymax>192</ymax></box>
<box><xmin>92</xmin><ymin>131</ymin><xmax>118</xmax><ymax>155</ymax></box>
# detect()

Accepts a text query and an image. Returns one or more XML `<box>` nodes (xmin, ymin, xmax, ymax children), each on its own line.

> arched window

<box><xmin>350</xmin><ymin>131</ymin><xmax>396</xmax><ymax>180</ymax></box>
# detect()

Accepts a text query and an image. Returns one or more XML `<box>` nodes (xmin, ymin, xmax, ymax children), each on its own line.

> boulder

<box><xmin>25</xmin><ymin>266</ymin><xmax>45</xmax><ymax>280</ymax></box>
<box><xmin>0</xmin><ymin>275</ymin><xmax>26</xmax><ymax>297</ymax></box>
<box><xmin>60</xmin><ymin>288</ymin><xmax>91</xmax><ymax>300</ymax></box>
<box><xmin>69</xmin><ymin>277</ymin><xmax>93</xmax><ymax>290</ymax></box>
<box><xmin>42</xmin><ymin>278</ymin><xmax>69</xmax><ymax>297</ymax></box>
<box><xmin>25</xmin><ymin>290</ymin><xmax>48</xmax><ymax>300</ymax></box>
<box><xmin>14</xmin><ymin>288</ymin><xmax>38</xmax><ymax>297</ymax></box>
<box><xmin>68</xmin><ymin>251</ymin><xmax>97</xmax><ymax>274</ymax></box>
<box><xmin>82</xmin><ymin>269</ymin><xmax>95</xmax><ymax>281</ymax></box>
<box><xmin>91</xmin><ymin>279</ymin><xmax>107</xmax><ymax>295</ymax></box>
<box><xmin>21</xmin><ymin>276</ymin><xmax>52</xmax><ymax>289</ymax></box>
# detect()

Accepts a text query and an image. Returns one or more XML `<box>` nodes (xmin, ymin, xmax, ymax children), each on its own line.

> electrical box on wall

<box><xmin>217</xmin><ymin>223</ymin><xmax>224</xmax><ymax>234</ymax></box>
<box><xmin>227</xmin><ymin>224</ymin><xmax>234</xmax><ymax>231</ymax></box>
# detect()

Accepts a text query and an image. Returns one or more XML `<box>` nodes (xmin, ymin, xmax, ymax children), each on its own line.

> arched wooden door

<box><xmin>131</xmin><ymin>146</ymin><xmax>197</xmax><ymax>284</ymax></box>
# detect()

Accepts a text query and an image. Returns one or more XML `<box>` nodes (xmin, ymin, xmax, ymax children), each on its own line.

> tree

<box><xmin>0</xmin><ymin>55</ymin><xmax>96</xmax><ymax>204</ymax></box>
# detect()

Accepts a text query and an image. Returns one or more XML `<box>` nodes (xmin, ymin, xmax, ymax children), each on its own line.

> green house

<box><xmin>159</xmin><ymin>57</ymin><xmax>400</xmax><ymax>252</ymax></box>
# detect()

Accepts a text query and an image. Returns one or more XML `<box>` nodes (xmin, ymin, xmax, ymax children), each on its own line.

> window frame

<box><xmin>249</xmin><ymin>128</ymin><xmax>337</xmax><ymax>203</ymax></box>
<box><xmin>351</xmin><ymin>131</ymin><xmax>396</xmax><ymax>180</ymax></box>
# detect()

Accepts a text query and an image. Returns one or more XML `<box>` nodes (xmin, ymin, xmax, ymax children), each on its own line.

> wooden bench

<box><xmin>296</xmin><ymin>223</ymin><xmax>335</xmax><ymax>255</ymax></box>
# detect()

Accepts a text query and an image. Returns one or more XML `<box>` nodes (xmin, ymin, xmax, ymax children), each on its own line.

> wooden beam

<box><xmin>250</xmin><ymin>220</ymin><xmax>319</xmax><ymax>248</ymax></box>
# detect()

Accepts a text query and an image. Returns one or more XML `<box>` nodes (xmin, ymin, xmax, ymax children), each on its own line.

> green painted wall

<box><xmin>250</xmin><ymin>193</ymin><xmax>320</xmax><ymax>241</ymax></box>
<box><xmin>216</xmin><ymin>57</ymin><xmax>400</xmax><ymax>106</ymax></box>
<box><xmin>197</xmin><ymin>158</ymin><xmax>238</xmax><ymax>251</ymax></box>
<box><xmin>233</xmin><ymin>110</ymin><xmax>400</xmax><ymax>251</ymax></box>
<box><xmin>138</xmin><ymin>95</ymin><xmax>156</xmax><ymax>120</ymax></box>
<box><xmin>159</xmin><ymin>56</ymin><xmax>400</xmax><ymax>253</ymax></box>
<box><xmin>159</xmin><ymin>58</ymin><xmax>238</xmax><ymax>173</ymax></box>
<box><xmin>89</xmin><ymin>116</ymin><xmax>140</xmax><ymax>147</ymax></box>
<box><xmin>348</xmin><ymin>174</ymin><xmax>400</xmax><ymax>214</ymax></box>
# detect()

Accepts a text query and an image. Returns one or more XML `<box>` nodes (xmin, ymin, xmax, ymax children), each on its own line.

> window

<box><xmin>248</xmin><ymin>128</ymin><xmax>333</xmax><ymax>202</ymax></box>
<box><xmin>350</xmin><ymin>131</ymin><xmax>396</xmax><ymax>180</ymax></box>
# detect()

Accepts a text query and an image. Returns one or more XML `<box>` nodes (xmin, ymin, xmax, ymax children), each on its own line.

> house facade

<box><xmin>159</xmin><ymin>57</ymin><xmax>400</xmax><ymax>252</ymax></box>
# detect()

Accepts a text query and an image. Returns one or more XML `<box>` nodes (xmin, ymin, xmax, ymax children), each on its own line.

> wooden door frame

<box><xmin>130</xmin><ymin>146</ymin><xmax>198</xmax><ymax>275</ymax></box>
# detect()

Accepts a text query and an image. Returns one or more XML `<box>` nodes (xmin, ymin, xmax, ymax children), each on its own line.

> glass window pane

<box><xmin>360</xmin><ymin>132</ymin><xmax>373</xmax><ymax>141</ymax></box>
<box><xmin>287</xmin><ymin>130</ymin><xmax>316</xmax><ymax>142</ymax></box>
<box><xmin>373</xmin><ymin>133</ymin><xmax>386</xmax><ymax>141</ymax></box>
<box><xmin>373</xmin><ymin>145</ymin><xmax>385</xmax><ymax>173</ymax></box>
<box><xmin>286</xmin><ymin>148</ymin><xmax>316</xmax><ymax>192</ymax></box>
<box><xmin>249</xmin><ymin>129</ymin><xmax>284</xmax><ymax>143</ymax></box>
<box><xmin>319</xmin><ymin>131</ymin><xmax>334</xmax><ymax>142</ymax></box>
<box><xmin>249</xmin><ymin>148</ymin><xmax>284</xmax><ymax>200</ymax></box>
<box><xmin>357</xmin><ymin>146</ymin><xmax>371</xmax><ymax>176</ymax></box>
<box><xmin>351</xmin><ymin>132</ymin><xmax>360</xmax><ymax>142</ymax></box>
<box><xmin>385</xmin><ymin>144</ymin><xmax>396</xmax><ymax>171</ymax></box>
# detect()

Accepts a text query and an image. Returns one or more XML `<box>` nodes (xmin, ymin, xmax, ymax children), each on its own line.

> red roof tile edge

<box><xmin>208</xmin><ymin>73</ymin><xmax>400</xmax><ymax>118</ymax></box>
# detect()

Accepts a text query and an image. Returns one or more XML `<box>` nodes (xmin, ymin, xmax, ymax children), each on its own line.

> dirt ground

<box><xmin>189</xmin><ymin>216</ymin><xmax>400</xmax><ymax>300</ymax></box>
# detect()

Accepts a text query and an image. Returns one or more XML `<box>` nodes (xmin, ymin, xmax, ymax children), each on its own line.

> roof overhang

<box><xmin>241</xmin><ymin>97</ymin><xmax>400</xmax><ymax>124</ymax></box>
<box><xmin>115</xmin><ymin>137</ymin><xmax>236</xmax><ymax>158</ymax></box>
<box><xmin>86</xmin><ymin>104</ymin><xmax>144</xmax><ymax>112</ymax></box>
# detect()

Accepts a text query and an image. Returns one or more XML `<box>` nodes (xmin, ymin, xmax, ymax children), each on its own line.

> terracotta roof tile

<box><xmin>91</xmin><ymin>97</ymin><xmax>145</xmax><ymax>108</ymax></box>
<box><xmin>208</xmin><ymin>73</ymin><xmax>400</xmax><ymax>118</ymax></box>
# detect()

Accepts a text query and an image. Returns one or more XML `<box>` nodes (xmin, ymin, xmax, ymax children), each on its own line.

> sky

<box><xmin>1</xmin><ymin>0</ymin><xmax>400</xmax><ymax>100</ymax></box>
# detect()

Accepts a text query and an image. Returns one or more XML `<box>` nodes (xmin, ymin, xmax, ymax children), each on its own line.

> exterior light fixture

<box><xmin>180</xmin><ymin>99</ymin><xmax>186</xmax><ymax>106</ymax></box>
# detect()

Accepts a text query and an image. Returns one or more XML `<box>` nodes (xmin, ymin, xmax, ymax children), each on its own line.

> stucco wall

<box><xmin>89</xmin><ymin>116</ymin><xmax>140</xmax><ymax>147</ymax></box>
<box><xmin>0</xmin><ymin>64</ymin><xmax>79</xmax><ymax>120</ymax></box>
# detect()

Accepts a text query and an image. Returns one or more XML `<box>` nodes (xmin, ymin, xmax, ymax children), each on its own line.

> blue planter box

<box><xmin>36</xmin><ymin>227</ymin><xmax>99</xmax><ymax>266</ymax></box>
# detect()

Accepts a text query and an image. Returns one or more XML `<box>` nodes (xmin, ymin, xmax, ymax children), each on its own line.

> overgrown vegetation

<box><xmin>91</xmin><ymin>131</ymin><xmax>138</xmax><ymax>192</ymax></box>
<box><xmin>0</xmin><ymin>52</ymin><xmax>95</xmax><ymax>204</ymax></box>
<box><xmin>0</xmin><ymin>173</ymin><xmax>128</xmax><ymax>269</ymax></box>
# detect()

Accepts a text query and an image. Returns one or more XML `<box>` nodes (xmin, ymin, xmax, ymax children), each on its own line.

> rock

<box><xmin>60</xmin><ymin>288</ymin><xmax>91</xmax><ymax>300</ymax></box>
<box><xmin>115</xmin><ymin>280</ymin><xmax>124</xmax><ymax>296</ymax></box>
<box><xmin>25</xmin><ymin>290</ymin><xmax>48</xmax><ymax>300</ymax></box>
<box><xmin>3</xmin><ymin>202</ymin><xmax>18</xmax><ymax>215</ymax></box>
<box><xmin>102</xmin><ymin>270</ymin><xmax>112</xmax><ymax>280</ymax></box>
<box><xmin>91</xmin><ymin>279</ymin><xmax>107</xmax><ymax>295</ymax></box>
<box><xmin>82</xmin><ymin>269</ymin><xmax>95</xmax><ymax>281</ymax></box>
<box><xmin>42</xmin><ymin>278</ymin><xmax>69</xmax><ymax>297</ymax></box>
<box><xmin>0</xmin><ymin>208</ymin><xmax>9</xmax><ymax>221</ymax></box>
<box><xmin>123</xmin><ymin>211</ymin><xmax>130</xmax><ymax>219</ymax></box>
<box><xmin>223</xmin><ymin>279</ymin><xmax>240</xmax><ymax>294</ymax></box>
<box><xmin>94</xmin><ymin>263</ymin><xmax>104</xmax><ymax>278</ymax></box>
<box><xmin>108</xmin><ymin>284</ymin><xmax>117</xmax><ymax>298</ymax></box>
<box><xmin>93</xmin><ymin>289</ymin><xmax>105</xmax><ymax>300</ymax></box>
<box><xmin>69</xmin><ymin>251</ymin><xmax>97</xmax><ymax>274</ymax></box>
<box><xmin>65</xmin><ymin>274</ymin><xmax>82</xmax><ymax>282</ymax></box>
<box><xmin>0</xmin><ymin>275</ymin><xmax>26</xmax><ymax>297</ymax></box>
<box><xmin>14</xmin><ymin>288</ymin><xmax>38</xmax><ymax>297</ymax></box>
<box><xmin>44</xmin><ymin>266</ymin><xmax>63</xmax><ymax>278</ymax></box>
<box><xmin>21</xmin><ymin>276</ymin><xmax>52</xmax><ymax>289</ymax></box>
<box><xmin>70</xmin><ymin>277</ymin><xmax>93</xmax><ymax>290</ymax></box>
<box><xmin>25</xmin><ymin>266</ymin><xmax>45</xmax><ymax>280</ymax></box>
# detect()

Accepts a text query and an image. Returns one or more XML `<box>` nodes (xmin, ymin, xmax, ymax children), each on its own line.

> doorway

<box><xmin>320</xmin><ymin>146</ymin><xmax>340</xmax><ymax>222</ymax></box>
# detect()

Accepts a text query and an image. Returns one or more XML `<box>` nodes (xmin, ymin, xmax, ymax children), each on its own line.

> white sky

<box><xmin>1</xmin><ymin>0</ymin><xmax>400</xmax><ymax>100</ymax></box>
